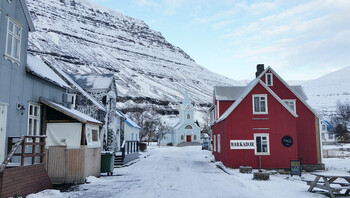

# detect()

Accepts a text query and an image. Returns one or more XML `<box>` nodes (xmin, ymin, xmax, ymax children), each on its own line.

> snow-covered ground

<box><xmin>28</xmin><ymin>145</ymin><xmax>350</xmax><ymax>198</ymax></box>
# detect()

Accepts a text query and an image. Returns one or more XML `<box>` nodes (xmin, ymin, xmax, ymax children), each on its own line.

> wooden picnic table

<box><xmin>306</xmin><ymin>173</ymin><xmax>350</xmax><ymax>198</ymax></box>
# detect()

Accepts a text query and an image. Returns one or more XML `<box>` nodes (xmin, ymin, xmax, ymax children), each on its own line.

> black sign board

<box><xmin>290</xmin><ymin>160</ymin><xmax>302</xmax><ymax>177</ymax></box>
<box><xmin>282</xmin><ymin>136</ymin><xmax>293</xmax><ymax>147</ymax></box>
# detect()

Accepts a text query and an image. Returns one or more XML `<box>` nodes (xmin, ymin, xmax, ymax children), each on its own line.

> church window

<box><xmin>194</xmin><ymin>135</ymin><xmax>197</xmax><ymax>140</ymax></box>
<box><xmin>181</xmin><ymin>135</ymin><xmax>184</xmax><ymax>140</ymax></box>
<box><xmin>187</xmin><ymin>114</ymin><xmax>190</xmax><ymax>119</ymax></box>
<box><xmin>185</xmin><ymin>125</ymin><xmax>192</xmax><ymax>129</ymax></box>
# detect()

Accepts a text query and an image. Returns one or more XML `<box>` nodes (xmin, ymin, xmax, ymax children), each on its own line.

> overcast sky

<box><xmin>93</xmin><ymin>0</ymin><xmax>350</xmax><ymax>81</ymax></box>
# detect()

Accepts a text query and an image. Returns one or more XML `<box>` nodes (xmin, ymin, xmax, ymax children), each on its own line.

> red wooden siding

<box><xmin>259</xmin><ymin>70</ymin><xmax>320</xmax><ymax>165</ymax></box>
<box><xmin>218</xmin><ymin>101</ymin><xmax>234</xmax><ymax>117</ymax></box>
<box><xmin>213</xmin><ymin>83</ymin><xmax>299</xmax><ymax>168</ymax></box>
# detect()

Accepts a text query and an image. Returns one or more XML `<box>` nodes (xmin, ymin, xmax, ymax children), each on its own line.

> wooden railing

<box><xmin>121</xmin><ymin>140</ymin><xmax>139</xmax><ymax>160</ymax></box>
<box><xmin>0</xmin><ymin>136</ymin><xmax>46</xmax><ymax>173</ymax></box>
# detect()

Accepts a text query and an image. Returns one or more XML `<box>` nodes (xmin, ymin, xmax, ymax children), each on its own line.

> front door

<box><xmin>186</xmin><ymin>135</ymin><xmax>191</xmax><ymax>142</ymax></box>
<box><xmin>0</xmin><ymin>104</ymin><xmax>8</xmax><ymax>163</ymax></box>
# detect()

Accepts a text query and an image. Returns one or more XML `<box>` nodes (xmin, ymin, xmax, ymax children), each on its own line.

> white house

<box><xmin>160</xmin><ymin>94</ymin><xmax>200</xmax><ymax>145</ymax></box>
<box><xmin>321</xmin><ymin>120</ymin><xmax>336</xmax><ymax>144</ymax></box>
<box><xmin>117</xmin><ymin>110</ymin><xmax>141</xmax><ymax>142</ymax></box>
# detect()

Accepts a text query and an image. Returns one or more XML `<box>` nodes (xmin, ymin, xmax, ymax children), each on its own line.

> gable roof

<box><xmin>19</xmin><ymin>0</ymin><xmax>35</xmax><ymax>31</ymax></box>
<box><xmin>214</xmin><ymin>85</ymin><xmax>307</xmax><ymax>102</ymax></box>
<box><xmin>217</xmin><ymin>79</ymin><xmax>298</xmax><ymax>123</ymax></box>
<box><xmin>45</xmin><ymin>62</ymin><xmax>106</xmax><ymax>112</ymax></box>
<box><xmin>257</xmin><ymin>66</ymin><xmax>319</xmax><ymax>118</ymax></box>
<box><xmin>26</xmin><ymin>55</ymin><xmax>71</xmax><ymax>89</ymax></box>
<box><xmin>70</xmin><ymin>74</ymin><xmax>114</xmax><ymax>91</ymax></box>
<box><xmin>40</xmin><ymin>97</ymin><xmax>102</xmax><ymax>125</ymax></box>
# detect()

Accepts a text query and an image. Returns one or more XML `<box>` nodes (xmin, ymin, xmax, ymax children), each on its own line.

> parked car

<box><xmin>202</xmin><ymin>141</ymin><xmax>209</xmax><ymax>150</ymax></box>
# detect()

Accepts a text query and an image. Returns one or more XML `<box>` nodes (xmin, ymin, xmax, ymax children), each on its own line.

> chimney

<box><xmin>255</xmin><ymin>64</ymin><xmax>265</xmax><ymax>77</ymax></box>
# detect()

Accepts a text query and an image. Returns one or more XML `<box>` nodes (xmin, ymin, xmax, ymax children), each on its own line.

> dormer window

<box><xmin>5</xmin><ymin>17</ymin><xmax>22</xmax><ymax>64</ymax></box>
<box><xmin>266</xmin><ymin>73</ymin><xmax>273</xmax><ymax>86</ymax></box>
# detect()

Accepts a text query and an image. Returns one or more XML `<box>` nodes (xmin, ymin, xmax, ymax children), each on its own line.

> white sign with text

<box><xmin>230</xmin><ymin>140</ymin><xmax>255</xmax><ymax>149</ymax></box>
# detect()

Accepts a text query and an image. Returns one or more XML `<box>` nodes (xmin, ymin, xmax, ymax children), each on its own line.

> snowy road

<box><xmin>29</xmin><ymin>145</ymin><xmax>347</xmax><ymax>198</ymax></box>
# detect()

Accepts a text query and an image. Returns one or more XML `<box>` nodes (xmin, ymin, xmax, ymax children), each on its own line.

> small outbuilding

<box><xmin>40</xmin><ymin>98</ymin><xmax>103</xmax><ymax>184</ymax></box>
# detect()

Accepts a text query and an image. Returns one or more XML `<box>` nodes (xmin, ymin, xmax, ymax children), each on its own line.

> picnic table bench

<box><xmin>304</xmin><ymin>173</ymin><xmax>350</xmax><ymax>198</ymax></box>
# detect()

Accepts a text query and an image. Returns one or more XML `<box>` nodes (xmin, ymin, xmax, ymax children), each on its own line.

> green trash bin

<box><xmin>101</xmin><ymin>152</ymin><xmax>115</xmax><ymax>176</ymax></box>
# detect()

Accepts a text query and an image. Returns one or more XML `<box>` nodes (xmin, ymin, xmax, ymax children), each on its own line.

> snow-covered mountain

<box><xmin>26</xmin><ymin>0</ymin><xmax>239</xmax><ymax>114</ymax></box>
<box><xmin>299</xmin><ymin>66</ymin><xmax>350</xmax><ymax>118</ymax></box>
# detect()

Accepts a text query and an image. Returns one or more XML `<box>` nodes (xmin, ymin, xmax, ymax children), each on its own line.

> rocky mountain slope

<box><xmin>27</xmin><ymin>0</ymin><xmax>239</xmax><ymax>117</ymax></box>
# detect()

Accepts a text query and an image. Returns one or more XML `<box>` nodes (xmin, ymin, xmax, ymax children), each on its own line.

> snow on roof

<box><xmin>52</xmin><ymin>66</ymin><xmax>106</xmax><ymax>112</ymax></box>
<box><xmin>40</xmin><ymin>98</ymin><xmax>102</xmax><ymax>124</ymax></box>
<box><xmin>215</xmin><ymin>85</ymin><xmax>307</xmax><ymax>102</ymax></box>
<box><xmin>217</xmin><ymin>79</ymin><xmax>298</xmax><ymax>123</ymax></box>
<box><xmin>214</xmin><ymin>86</ymin><xmax>246</xmax><ymax>101</ymax></box>
<box><xmin>26</xmin><ymin>55</ymin><xmax>71</xmax><ymax>89</ymax></box>
<box><xmin>70</xmin><ymin>74</ymin><xmax>114</xmax><ymax>90</ymax></box>
<box><xmin>290</xmin><ymin>85</ymin><xmax>308</xmax><ymax>101</ymax></box>
<box><xmin>117</xmin><ymin>110</ymin><xmax>141</xmax><ymax>129</ymax></box>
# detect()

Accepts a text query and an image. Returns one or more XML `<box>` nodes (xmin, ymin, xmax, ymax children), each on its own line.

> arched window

<box><xmin>181</xmin><ymin>135</ymin><xmax>184</xmax><ymax>140</ymax></box>
<box><xmin>194</xmin><ymin>135</ymin><xmax>197</xmax><ymax>140</ymax></box>
<box><xmin>187</xmin><ymin>114</ymin><xmax>190</xmax><ymax>119</ymax></box>
<box><xmin>185</xmin><ymin>125</ymin><xmax>192</xmax><ymax>129</ymax></box>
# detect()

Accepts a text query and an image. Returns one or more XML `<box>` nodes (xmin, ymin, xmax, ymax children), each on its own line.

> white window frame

<box><xmin>213</xmin><ymin>135</ymin><xmax>216</xmax><ymax>152</ymax></box>
<box><xmin>27</xmin><ymin>103</ymin><xmax>41</xmax><ymax>136</ymax></box>
<box><xmin>86</xmin><ymin>125</ymin><xmax>101</xmax><ymax>148</ymax></box>
<box><xmin>254</xmin><ymin>133</ymin><xmax>270</xmax><ymax>155</ymax></box>
<box><xmin>5</xmin><ymin>16</ymin><xmax>22</xmax><ymax>64</ymax></box>
<box><xmin>217</xmin><ymin>134</ymin><xmax>221</xmax><ymax>153</ymax></box>
<box><xmin>283</xmin><ymin>99</ymin><xmax>296</xmax><ymax>113</ymax></box>
<box><xmin>252</xmin><ymin>94</ymin><xmax>268</xmax><ymax>114</ymax></box>
<box><xmin>265</xmin><ymin>73</ymin><xmax>273</xmax><ymax>86</ymax></box>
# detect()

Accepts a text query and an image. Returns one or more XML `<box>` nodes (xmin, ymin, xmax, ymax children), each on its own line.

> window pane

<box><xmin>256</xmin><ymin>137</ymin><xmax>261</xmax><ymax>152</ymax></box>
<box><xmin>28</xmin><ymin>119</ymin><xmax>33</xmax><ymax>135</ymax></box>
<box><xmin>7</xmin><ymin>35</ymin><xmax>12</xmax><ymax>55</ymax></box>
<box><xmin>9</xmin><ymin>21</ymin><xmax>13</xmax><ymax>32</ymax></box>
<box><xmin>13</xmin><ymin>38</ymin><xmax>19</xmax><ymax>58</ymax></box>
<box><xmin>92</xmin><ymin>130</ymin><xmax>98</xmax><ymax>141</ymax></box>
<box><xmin>15</xmin><ymin>25</ymin><xmax>20</xmax><ymax>36</ymax></box>
<box><xmin>254</xmin><ymin>97</ymin><xmax>259</xmax><ymax>112</ymax></box>
<box><xmin>33</xmin><ymin>119</ymin><xmax>37</xmax><ymax>135</ymax></box>
<box><xmin>34</xmin><ymin>106</ymin><xmax>38</xmax><ymax>116</ymax></box>
<box><xmin>29</xmin><ymin>105</ymin><xmax>33</xmax><ymax>116</ymax></box>
<box><xmin>260</xmin><ymin>100</ymin><xmax>266</xmax><ymax>112</ymax></box>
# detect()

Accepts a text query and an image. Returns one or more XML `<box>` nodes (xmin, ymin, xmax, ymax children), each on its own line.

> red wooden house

<box><xmin>210</xmin><ymin>64</ymin><xmax>323</xmax><ymax>170</ymax></box>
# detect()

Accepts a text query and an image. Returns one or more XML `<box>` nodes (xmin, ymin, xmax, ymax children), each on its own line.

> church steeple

<box><xmin>181</xmin><ymin>92</ymin><xmax>192</xmax><ymax>110</ymax></box>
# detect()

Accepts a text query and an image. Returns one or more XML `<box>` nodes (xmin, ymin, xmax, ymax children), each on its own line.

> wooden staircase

<box><xmin>114</xmin><ymin>140</ymin><xmax>140</xmax><ymax>166</ymax></box>
<box><xmin>114</xmin><ymin>155</ymin><xmax>124</xmax><ymax>166</ymax></box>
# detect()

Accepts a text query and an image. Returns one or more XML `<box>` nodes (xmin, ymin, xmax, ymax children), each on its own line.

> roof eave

<box><xmin>20</xmin><ymin>0</ymin><xmax>35</xmax><ymax>31</ymax></box>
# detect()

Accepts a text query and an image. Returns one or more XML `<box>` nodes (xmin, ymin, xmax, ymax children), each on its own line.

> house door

<box><xmin>186</xmin><ymin>135</ymin><xmax>191</xmax><ymax>142</ymax></box>
<box><xmin>0</xmin><ymin>104</ymin><xmax>8</xmax><ymax>163</ymax></box>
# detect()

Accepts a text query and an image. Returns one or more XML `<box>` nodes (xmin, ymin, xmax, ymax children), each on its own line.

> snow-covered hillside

<box><xmin>27</xmin><ymin>0</ymin><xmax>239</xmax><ymax>112</ymax></box>
<box><xmin>298</xmin><ymin>66</ymin><xmax>350</xmax><ymax>118</ymax></box>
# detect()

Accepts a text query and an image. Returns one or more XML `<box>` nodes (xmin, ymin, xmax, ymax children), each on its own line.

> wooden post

<box><xmin>40</xmin><ymin>137</ymin><xmax>46</xmax><ymax>163</ymax></box>
<box><xmin>32</xmin><ymin>137</ymin><xmax>36</xmax><ymax>164</ymax></box>
<box><xmin>21</xmin><ymin>138</ymin><xmax>25</xmax><ymax>166</ymax></box>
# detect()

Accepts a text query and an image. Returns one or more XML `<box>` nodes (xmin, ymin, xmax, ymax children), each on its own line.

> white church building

<box><xmin>160</xmin><ymin>94</ymin><xmax>201</xmax><ymax>145</ymax></box>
